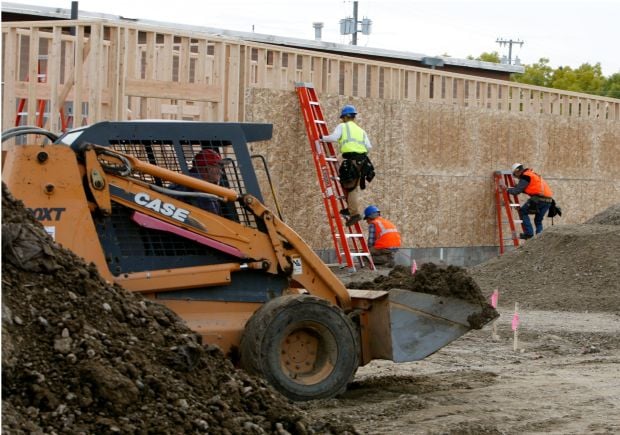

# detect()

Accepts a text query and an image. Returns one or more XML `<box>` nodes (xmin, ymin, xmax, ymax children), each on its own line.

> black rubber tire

<box><xmin>239</xmin><ymin>294</ymin><xmax>360</xmax><ymax>401</ymax></box>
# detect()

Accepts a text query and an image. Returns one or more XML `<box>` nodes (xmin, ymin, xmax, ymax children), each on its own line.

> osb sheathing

<box><xmin>245</xmin><ymin>88</ymin><xmax>620</xmax><ymax>250</ymax></box>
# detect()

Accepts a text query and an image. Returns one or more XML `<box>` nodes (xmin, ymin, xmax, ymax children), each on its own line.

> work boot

<box><xmin>339</xmin><ymin>208</ymin><xmax>350</xmax><ymax>217</ymax></box>
<box><xmin>519</xmin><ymin>233</ymin><xmax>533</xmax><ymax>240</ymax></box>
<box><xmin>345</xmin><ymin>214</ymin><xmax>362</xmax><ymax>227</ymax></box>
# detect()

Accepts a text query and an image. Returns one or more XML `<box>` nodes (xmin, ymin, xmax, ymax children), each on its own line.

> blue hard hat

<box><xmin>364</xmin><ymin>205</ymin><xmax>380</xmax><ymax>219</ymax></box>
<box><xmin>340</xmin><ymin>105</ymin><xmax>357</xmax><ymax>118</ymax></box>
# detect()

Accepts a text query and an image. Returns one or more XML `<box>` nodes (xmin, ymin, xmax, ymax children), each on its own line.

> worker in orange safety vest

<box><xmin>506</xmin><ymin>163</ymin><xmax>554</xmax><ymax>239</ymax></box>
<box><xmin>363</xmin><ymin>205</ymin><xmax>401</xmax><ymax>267</ymax></box>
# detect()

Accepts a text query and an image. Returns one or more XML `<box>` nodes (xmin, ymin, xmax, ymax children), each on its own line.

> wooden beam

<box><xmin>124</xmin><ymin>79</ymin><xmax>221</xmax><ymax>102</ymax></box>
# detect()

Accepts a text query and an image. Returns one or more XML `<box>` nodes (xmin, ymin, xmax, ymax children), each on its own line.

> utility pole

<box><xmin>339</xmin><ymin>1</ymin><xmax>372</xmax><ymax>46</ymax></box>
<box><xmin>352</xmin><ymin>1</ymin><xmax>359</xmax><ymax>45</ymax></box>
<box><xmin>496</xmin><ymin>38</ymin><xmax>524</xmax><ymax>65</ymax></box>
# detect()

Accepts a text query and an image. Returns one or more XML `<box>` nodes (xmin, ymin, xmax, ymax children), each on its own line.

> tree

<box><xmin>512</xmin><ymin>59</ymin><xmax>614</xmax><ymax>97</ymax></box>
<box><xmin>512</xmin><ymin>58</ymin><xmax>553</xmax><ymax>87</ymax></box>
<box><xmin>467</xmin><ymin>51</ymin><xmax>501</xmax><ymax>63</ymax></box>
<box><xmin>602</xmin><ymin>73</ymin><xmax>620</xmax><ymax>98</ymax></box>
<box><xmin>549</xmin><ymin>63</ymin><xmax>606</xmax><ymax>95</ymax></box>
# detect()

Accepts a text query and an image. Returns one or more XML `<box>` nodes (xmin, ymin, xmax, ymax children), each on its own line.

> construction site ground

<box><xmin>2</xmin><ymin>183</ymin><xmax>619</xmax><ymax>434</ymax></box>
<box><xmin>308</xmin><ymin>206</ymin><xmax>620</xmax><ymax>434</ymax></box>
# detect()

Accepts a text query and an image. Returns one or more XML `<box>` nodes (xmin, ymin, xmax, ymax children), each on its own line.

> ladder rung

<box><xmin>350</xmin><ymin>253</ymin><xmax>372</xmax><ymax>258</ymax></box>
<box><xmin>325</xmin><ymin>157</ymin><xmax>338</xmax><ymax>162</ymax></box>
<box><xmin>509</xmin><ymin>203</ymin><xmax>520</xmax><ymax>207</ymax></box>
<box><xmin>314</xmin><ymin>120</ymin><xmax>326</xmax><ymax>124</ymax></box>
<box><xmin>345</xmin><ymin>233</ymin><xmax>364</xmax><ymax>238</ymax></box>
<box><xmin>309</xmin><ymin>101</ymin><xmax>320</xmax><ymax>106</ymax></box>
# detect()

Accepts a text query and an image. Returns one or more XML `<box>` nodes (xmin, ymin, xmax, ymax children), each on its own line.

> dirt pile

<box><xmin>470</xmin><ymin>203</ymin><xmax>620</xmax><ymax>313</ymax></box>
<box><xmin>1</xmin><ymin>184</ymin><xmax>356</xmax><ymax>435</ymax></box>
<box><xmin>346</xmin><ymin>263</ymin><xmax>498</xmax><ymax>328</ymax></box>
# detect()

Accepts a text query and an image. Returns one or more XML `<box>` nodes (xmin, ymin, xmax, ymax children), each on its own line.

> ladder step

<box><xmin>345</xmin><ymin>233</ymin><xmax>364</xmax><ymax>238</ymax></box>
<box><xmin>350</xmin><ymin>253</ymin><xmax>372</xmax><ymax>258</ymax></box>
<box><xmin>309</xmin><ymin>101</ymin><xmax>320</xmax><ymax>106</ymax></box>
<box><xmin>314</xmin><ymin>120</ymin><xmax>326</xmax><ymax>124</ymax></box>
<box><xmin>509</xmin><ymin>203</ymin><xmax>520</xmax><ymax>207</ymax></box>
<box><xmin>325</xmin><ymin>157</ymin><xmax>338</xmax><ymax>162</ymax></box>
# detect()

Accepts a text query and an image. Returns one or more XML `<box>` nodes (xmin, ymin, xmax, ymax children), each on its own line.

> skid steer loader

<box><xmin>2</xmin><ymin>121</ymin><xmax>496</xmax><ymax>401</ymax></box>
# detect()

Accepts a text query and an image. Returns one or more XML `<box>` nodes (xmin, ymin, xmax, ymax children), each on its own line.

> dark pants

<box><xmin>370</xmin><ymin>247</ymin><xmax>396</xmax><ymax>267</ymax></box>
<box><xmin>521</xmin><ymin>200</ymin><xmax>552</xmax><ymax>236</ymax></box>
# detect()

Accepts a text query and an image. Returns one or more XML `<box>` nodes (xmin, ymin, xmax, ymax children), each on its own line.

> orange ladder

<box><xmin>494</xmin><ymin>170</ymin><xmax>524</xmax><ymax>254</ymax></box>
<box><xmin>295</xmin><ymin>82</ymin><xmax>374</xmax><ymax>271</ymax></box>
<box><xmin>15</xmin><ymin>55</ymin><xmax>71</xmax><ymax>131</ymax></box>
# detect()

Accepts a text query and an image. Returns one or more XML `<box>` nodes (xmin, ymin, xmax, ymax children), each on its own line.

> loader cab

<box><xmin>56</xmin><ymin>121</ymin><xmax>272</xmax><ymax>226</ymax></box>
<box><xmin>54</xmin><ymin>121</ymin><xmax>287</xmax><ymax>296</ymax></box>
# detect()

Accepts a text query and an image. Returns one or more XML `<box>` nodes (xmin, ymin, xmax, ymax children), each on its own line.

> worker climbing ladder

<box><xmin>493</xmin><ymin>170</ymin><xmax>524</xmax><ymax>254</ymax></box>
<box><xmin>295</xmin><ymin>82</ymin><xmax>374</xmax><ymax>271</ymax></box>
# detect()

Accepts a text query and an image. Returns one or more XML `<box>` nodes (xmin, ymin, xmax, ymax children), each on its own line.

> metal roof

<box><xmin>2</xmin><ymin>2</ymin><xmax>524</xmax><ymax>74</ymax></box>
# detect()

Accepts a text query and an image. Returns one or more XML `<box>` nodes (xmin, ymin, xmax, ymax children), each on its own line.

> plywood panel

<box><xmin>244</xmin><ymin>88</ymin><xmax>620</xmax><ymax>250</ymax></box>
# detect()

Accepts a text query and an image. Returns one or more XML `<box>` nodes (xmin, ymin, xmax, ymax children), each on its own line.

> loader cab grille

<box><xmin>107</xmin><ymin>138</ymin><xmax>255</xmax><ymax>226</ymax></box>
<box><xmin>59</xmin><ymin>121</ymin><xmax>272</xmax><ymax>229</ymax></box>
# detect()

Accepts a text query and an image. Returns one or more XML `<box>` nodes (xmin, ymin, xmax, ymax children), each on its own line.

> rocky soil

<box><xmin>3</xmin><ymin>180</ymin><xmax>619</xmax><ymax>434</ymax></box>
<box><xmin>1</xmin><ymin>184</ymin><xmax>355</xmax><ymax>435</ymax></box>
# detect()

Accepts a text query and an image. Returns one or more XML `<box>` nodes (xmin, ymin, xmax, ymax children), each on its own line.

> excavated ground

<box><xmin>3</xmin><ymin>181</ymin><xmax>619</xmax><ymax>434</ymax></box>
<box><xmin>1</xmin><ymin>185</ymin><xmax>356</xmax><ymax>435</ymax></box>
<box><xmin>305</xmin><ymin>203</ymin><xmax>620</xmax><ymax>434</ymax></box>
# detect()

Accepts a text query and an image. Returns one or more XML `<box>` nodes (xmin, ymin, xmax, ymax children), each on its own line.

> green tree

<box><xmin>602</xmin><ymin>73</ymin><xmax>620</xmax><ymax>98</ymax></box>
<box><xmin>467</xmin><ymin>51</ymin><xmax>501</xmax><ymax>63</ymax></box>
<box><xmin>550</xmin><ymin>63</ymin><xmax>606</xmax><ymax>95</ymax></box>
<box><xmin>512</xmin><ymin>58</ymin><xmax>553</xmax><ymax>87</ymax></box>
<box><xmin>512</xmin><ymin>59</ymin><xmax>613</xmax><ymax>97</ymax></box>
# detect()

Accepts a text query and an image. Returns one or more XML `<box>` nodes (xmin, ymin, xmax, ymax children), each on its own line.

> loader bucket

<box><xmin>350</xmin><ymin>289</ymin><xmax>497</xmax><ymax>364</ymax></box>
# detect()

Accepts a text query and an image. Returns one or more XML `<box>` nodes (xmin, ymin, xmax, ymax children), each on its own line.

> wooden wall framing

<box><xmin>2</xmin><ymin>19</ymin><xmax>620</xmax><ymax>137</ymax></box>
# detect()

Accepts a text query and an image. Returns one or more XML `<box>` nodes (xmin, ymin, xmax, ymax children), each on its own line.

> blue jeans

<box><xmin>521</xmin><ymin>200</ymin><xmax>552</xmax><ymax>236</ymax></box>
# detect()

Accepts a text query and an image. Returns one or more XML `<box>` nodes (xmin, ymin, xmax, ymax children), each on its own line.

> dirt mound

<box><xmin>1</xmin><ymin>184</ymin><xmax>356</xmax><ymax>434</ymax></box>
<box><xmin>470</xmin><ymin>204</ymin><xmax>620</xmax><ymax>313</ymax></box>
<box><xmin>346</xmin><ymin>264</ymin><xmax>498</xmax><ymax>329</ymax></box>
<box><xmin>585</xmin><ymin>203</ymin><xmax>620</xmax><ymax>225</ymax></box>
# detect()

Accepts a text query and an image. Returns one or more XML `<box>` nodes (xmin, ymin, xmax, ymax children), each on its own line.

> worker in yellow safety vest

<box><xmin>363</xmin><ymin>205</ymin><xmax>401</xmax><ymax>267</ymax></box>
<box><xmin>320</xmin><ymin>105</ymin><xmax>374</xmax><ymax>227</ymax></box>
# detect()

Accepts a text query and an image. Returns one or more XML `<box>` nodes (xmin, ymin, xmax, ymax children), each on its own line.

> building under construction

<box><xmin>2</xmin><ymin>2</ymin><xmax>619</xmax><ymax>266</ymax></box>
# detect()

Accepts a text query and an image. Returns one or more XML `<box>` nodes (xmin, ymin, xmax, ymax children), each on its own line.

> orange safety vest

<box><xmin>523</xmin><ymin>169</ymin><xmax>553</xmax><ymax>198</ymax></box>
<box><xmin>370</xmin><ymin>217</ymin><xmax>402</xmax><ymax>249</ymax></box>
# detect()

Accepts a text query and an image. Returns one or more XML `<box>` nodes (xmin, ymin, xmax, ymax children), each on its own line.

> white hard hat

<box><xmin>511</xmin><ymin>163</ymin><xmax>523</xmax><ymax>172</ymax></box>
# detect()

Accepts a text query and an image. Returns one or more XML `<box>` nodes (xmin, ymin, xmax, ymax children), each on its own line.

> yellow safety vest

<box><xmin>339</xmin><ymin>121</ymin><xmax>367</xmax><ymax>154</ymax></box>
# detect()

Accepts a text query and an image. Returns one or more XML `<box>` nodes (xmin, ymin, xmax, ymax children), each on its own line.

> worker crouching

<box><xmin>363</xmin><ymin>205</ymin><xmax>402</xmax><ymax>267</ymax></box>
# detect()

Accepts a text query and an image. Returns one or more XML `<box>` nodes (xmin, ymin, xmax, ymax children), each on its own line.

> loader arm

<box><xmin>87</xmin><ymin>146</ymin><xmax>351</xmax><ymax>309</ymax></box>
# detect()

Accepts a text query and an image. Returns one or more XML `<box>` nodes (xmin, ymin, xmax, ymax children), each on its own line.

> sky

<box><xmin>8</xmin><ymin>0</ymin><xmax>620</xmax><ymax>76</ymax></box>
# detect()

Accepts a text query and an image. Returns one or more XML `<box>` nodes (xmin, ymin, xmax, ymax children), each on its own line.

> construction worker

<box><xmin>506</xmin><ymin>163</ymin><xmax>554</xmax><ymax>239</ymax></box>
<box><xmin>169</xmin><ymin>148</ymin><xmax>223</xmax><ymax>215</ymax></box>
<box><xmin>363</xmin><ymin>205</ymin><xmax>401</xmax><ymax>267</ymax></box>
<box><xmin>320</xmin><ymin>105</ymin><xmax>373</xmax><ymax>227</ymax></box>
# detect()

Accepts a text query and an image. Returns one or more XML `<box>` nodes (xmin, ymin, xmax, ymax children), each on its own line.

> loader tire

<box><xmin>239</xmin><ymin>294</ymin><xmax>359</xmax><ymax>401</ymax></box>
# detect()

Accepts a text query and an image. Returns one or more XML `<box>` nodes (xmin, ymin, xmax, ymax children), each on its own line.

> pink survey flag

<box><xmin>511</xmin><ymin>311</ymin><xmax>520</xmax><ymax>331</ymax></box>
<box><xmin>411</xmin><ymin>259</ymin><xmax>417</xmax><ymax>275</ymax></box>
<box><xmin>490</xmin><ymin>289</ymin><xmax>499</xmax><ymax>309</ymax></box>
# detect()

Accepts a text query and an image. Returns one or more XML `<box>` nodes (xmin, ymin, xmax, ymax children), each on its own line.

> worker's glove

<box><xmin>498</xmin><ymin>181</ymin><xmax>506</xmax><ymax>190</ymax></box>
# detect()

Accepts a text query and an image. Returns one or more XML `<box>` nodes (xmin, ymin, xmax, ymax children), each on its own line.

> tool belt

<box><xmin>530</xmin><ymin>195</ymin><xmax>553</xmax><ymax>203</ymax></box>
